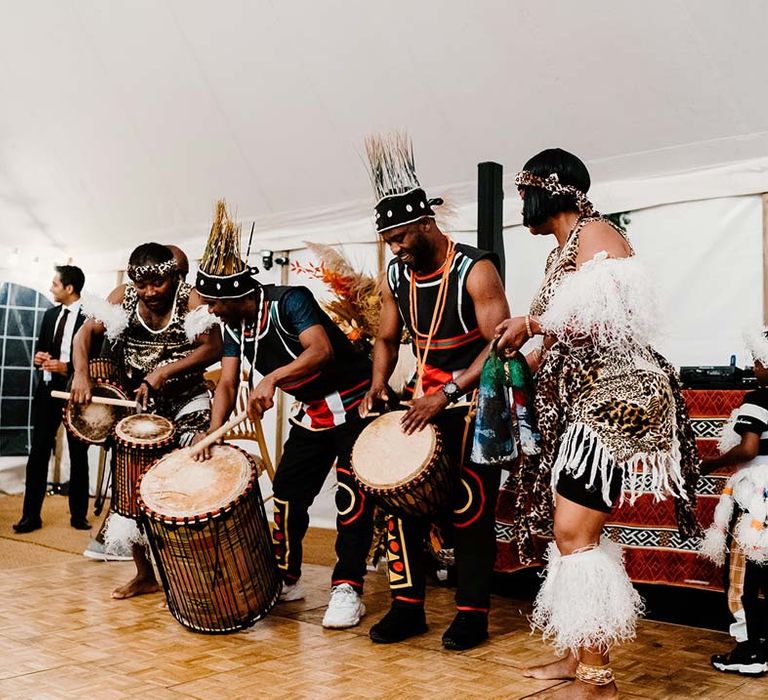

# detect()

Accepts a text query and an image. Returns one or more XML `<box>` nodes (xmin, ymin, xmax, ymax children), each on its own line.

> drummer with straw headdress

<box><xmin>359</xmin><ymin>131</ymin><xmax>510</xmax><ymax>650</ymax></box>
<box><xmin>192</xmin><ymin>200</ymin><xmax>376</xmax><ymax>630</ymax></box>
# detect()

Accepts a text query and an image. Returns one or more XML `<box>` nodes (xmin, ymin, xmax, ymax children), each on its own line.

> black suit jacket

<box><xmin>35</xmin><ymin>303</ymin><xmax>86</xmax><ymax>393</ymax></box>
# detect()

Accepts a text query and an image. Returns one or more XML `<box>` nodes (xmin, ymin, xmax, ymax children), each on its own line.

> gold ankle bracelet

<box><xmin>575</xmin><ymin>662</ymin><xmax>615</xmax><ymax>686</ymax></box>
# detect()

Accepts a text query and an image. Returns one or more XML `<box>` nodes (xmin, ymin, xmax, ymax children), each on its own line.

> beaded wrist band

<box><xmin>575</xmin><ymin>662</ymin><xmax>614</xmax><ymax>686</ymax></box>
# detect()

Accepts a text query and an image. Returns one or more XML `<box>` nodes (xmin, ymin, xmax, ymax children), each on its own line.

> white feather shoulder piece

<box><xmin>80</xmin><ymin>293</ymin><xmax>128</xmax><ymax>340</ymax></box>
<box><xmin>184</xmin><ymin>304</ymin><xmax>218</xmax><ymax>341</ymax></box>
<box><xmin>539</xmin><ymin>252</ymin><xmax>659</xmax><ymax>350</ymax></box>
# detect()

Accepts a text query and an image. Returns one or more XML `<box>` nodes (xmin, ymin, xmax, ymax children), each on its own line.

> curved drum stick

<box><xmin>50</xmin><ymin>390</ymin><xmax>138</xmax><ymax>409</ymax></box>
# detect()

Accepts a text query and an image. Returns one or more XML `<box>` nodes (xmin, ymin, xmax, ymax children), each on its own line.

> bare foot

<box><xmin>537</xmin><ymin>679</ymin><xmax>618</xmax><ymax>699</ymax></box>
<box><xmin>523</xmin><ymin>654</ymin><xmax>579</xmax><ymax>680</ymax></box>
<box><xmin>111</xmin><ymin>575</ymin><xmax>160</xmax><ymax>599</ymax></box>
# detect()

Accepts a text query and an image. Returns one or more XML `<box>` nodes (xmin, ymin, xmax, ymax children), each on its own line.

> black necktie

<box><xmin>50</xmin><ymin>308</ymin><xmax>70</xmax><ymax>360</ymax></box>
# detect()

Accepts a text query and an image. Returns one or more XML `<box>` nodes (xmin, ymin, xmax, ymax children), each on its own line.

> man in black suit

<box><xmin>13</xmin><ymin>265</ymin><xmax>91</xmax><ymax>534</ymax></box>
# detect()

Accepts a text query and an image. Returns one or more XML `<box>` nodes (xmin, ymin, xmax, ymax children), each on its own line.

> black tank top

<box><xmin>387</xmin><ymin>242</ymin><xmax>495</xmax><ymax>400</ymax></box>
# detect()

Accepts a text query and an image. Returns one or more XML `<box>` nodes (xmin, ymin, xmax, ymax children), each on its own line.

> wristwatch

<box><xmin>441</xmin><ymin>380</ymin><xmax>461</xmax><ymax>404</ymax></box>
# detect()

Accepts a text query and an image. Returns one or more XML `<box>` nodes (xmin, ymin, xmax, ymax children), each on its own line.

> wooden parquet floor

<box><xmin>0</xmin><ymin>553</ymin><xmax>765</xmax><ymax>700</ymax></box>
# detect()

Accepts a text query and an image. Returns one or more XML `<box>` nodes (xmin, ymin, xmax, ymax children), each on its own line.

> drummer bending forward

<box><xmin>71</xmin><ymin>243</ymin><xmax>221</xmax><ymax>599</ymax></box>
<box><xmin>360</xmin><ymin>133</ymin><xmax>510</xmax><ymax>650</ymax></box>
<box><xmin>192</xmin><ymin>200</ymin><xmax>375</xmax><ymax>629</ymax></box>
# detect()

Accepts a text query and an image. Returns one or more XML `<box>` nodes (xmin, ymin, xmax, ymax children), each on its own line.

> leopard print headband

<box><xmin>126</xmin><ymin>259</ymin><xmax>177</xmax><ymax>282</ymax></box>
<box><xmin>514</xmin><ymin>170</ymin><xmax>596</xmax><ymax>217</ymax></box>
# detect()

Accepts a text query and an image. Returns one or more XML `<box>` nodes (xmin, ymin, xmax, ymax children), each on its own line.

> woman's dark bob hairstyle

<box><xmin>520</xmin><ymin>148</ymin><xmax>591</xmax><ymax>228</ymax></box>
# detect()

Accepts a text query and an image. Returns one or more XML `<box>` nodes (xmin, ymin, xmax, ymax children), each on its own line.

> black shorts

<box><xmin>555</xmin><ymin>463</ymin><xmax>623</xmax><ymax>514</ymax></box>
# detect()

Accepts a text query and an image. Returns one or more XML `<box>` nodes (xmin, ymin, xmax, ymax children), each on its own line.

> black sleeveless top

<box><xmin>387</xmin><ymin>242</ymin><xmax>495</xmax><ymax>401</ymax></box>
<box><xmin>223</xmin><ymin>285</ymin><xmax>371</xmax><ymax>430</ymax></box>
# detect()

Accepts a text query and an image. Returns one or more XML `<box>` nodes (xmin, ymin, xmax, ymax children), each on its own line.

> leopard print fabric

<box><xmin>524</xmin><ymin>217</ymin><xmax>700</xmax><ymax>538</ymax></box>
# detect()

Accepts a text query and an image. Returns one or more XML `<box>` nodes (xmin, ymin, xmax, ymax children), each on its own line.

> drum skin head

<box><xmin>140</xmin><ymin>445</ymin><xmax>254</xmax><ymax>519</ymax></box>
<box><xmin>115</xmin><ymin>413</ymin><xmax>175</xmax><ymax>445</ymax></box>
<box><xmin>352</xmin><ymin>410</ymin><xmax>437</xmax><ymax>489</ymax></box>
<box><xmin>66</xmin><ymin>383</ymin><xmax>130</xmax><ymax>444</ymax></box>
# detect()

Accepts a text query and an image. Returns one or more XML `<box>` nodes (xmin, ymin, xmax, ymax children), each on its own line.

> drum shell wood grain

<box><xmin>112</xmin><ymin>415</ymin><xmax>175</xmax><ymax>519</ymax></box>
<box><xmin>352</xmin><ymin>412</ymin><xmax>457</xmax><ymax>517</ymax></box>
<box><xmin>137</xmin><ymin>444</ymin><xmax>281</xmax><ymax>634</ymax></box>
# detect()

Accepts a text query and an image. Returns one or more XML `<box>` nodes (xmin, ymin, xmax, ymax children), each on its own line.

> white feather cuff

<box><xmin>539</xmin><ymin>252</ymin><xmax>659</xmax><ymax>351</ymax></box>
<box><xmin>184</xmin><ymin>304</ymin><xmax>218</xmax><ymax>341</ymax></box>
<box><xmin>80</xmin><ymin>293</ymin><xmax>129</xmax><ymax>340</ymax></box>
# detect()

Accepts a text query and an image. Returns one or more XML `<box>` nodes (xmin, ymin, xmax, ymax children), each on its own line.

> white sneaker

<box><xmin>322</xmin><ymin>584</ymin><xmax>365</xmax><ymax>629</ymax></box>
<box><xmin>279</xmin><ymin>580</ymin><xmax>306</xmax><ymax>602</ymax></box>
<box><xmin>82</xmin><ymin>539</ymin><xmax>132</xmax><ymax>562</ymax></box>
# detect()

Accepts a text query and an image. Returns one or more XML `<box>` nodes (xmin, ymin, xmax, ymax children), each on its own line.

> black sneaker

<box><xmin>711</xmin><ymin>642</ymin><xmax>768</xmax><ymax>675</ymax></box>
<box><xmin>442</xmin><ymin>610</ymin><xmax>489</xmax><ymax>651</ymax></box>
<box><xmin>369</xmin><ymin>604</ymin><xmax>427</xmax><ymax>644</ymax></box>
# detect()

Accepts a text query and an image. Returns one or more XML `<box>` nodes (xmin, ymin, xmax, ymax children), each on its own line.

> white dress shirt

<box><xmin>43</xmin><ymin>299</ymin><xmax>81</xmax><ymax>383</ymax></box>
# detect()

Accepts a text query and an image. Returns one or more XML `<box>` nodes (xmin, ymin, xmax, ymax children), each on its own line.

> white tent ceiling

<box><xmin>1</xmin><ymin>0</ymin><xmax>768</xmax><ymax>272</ymax></box>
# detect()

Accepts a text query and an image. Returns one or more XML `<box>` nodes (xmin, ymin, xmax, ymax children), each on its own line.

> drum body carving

<box><xmin>88</xmin><ymin>357</ymin><xmax>122</xmax><ymax>385</ymax></box>
<box><xmin>351</xmin><ymin>410</ymin><xmax>456</xmax><ymax>517</ymax></box>
<box><xmin>113</xmin><ymin>414</ymin><xmax>175</xmax><ymax>518</ymax></box>
<box><xmin>138</xmin><ymin>444</ymin><xmax>280</xmax><ymax>633</ymax></box>
<box><xmin>63</xmin><ymin>382</ymin><xmax>131</xmax><ymax>445</ymax></box>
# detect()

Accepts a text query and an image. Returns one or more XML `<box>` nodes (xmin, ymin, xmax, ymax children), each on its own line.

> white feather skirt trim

<box><xmin>551</xmin><ymin>421</ymin><xmax>686</xmax><ymax>507</ymax></box>
<box><xmin>183</xmin><ymin>304</ymin><xmax>218</xmax><ymax>341</ymax></box>
<box><xmin>539</xmin><ymin>253</ymin><xmax>659</xmax><ymax>351</ymax></box>
<box><xmin>80</xmin><ymin>293</ymin><xmax>129</xmax><ymax>341</ymax></box>
<box><xmin>103</xmin><ymin>512</ymin><xmax>147</xmax><ymax>553</ymax></box>
<box><xmin>531</xmin><ymin>540</ymin><xmax>643</xmax><ymax>655</ymax></box>
<box><xmin>699</xmin><ymin>460</ymin><xmax>768</xmax><ymax>564</ymax></box>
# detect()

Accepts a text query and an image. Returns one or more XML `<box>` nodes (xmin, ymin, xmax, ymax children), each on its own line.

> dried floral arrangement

<box><xmin>291</xmin><ymin>242</ymin><xmax>383</xmax><ymax>349</ymax></box>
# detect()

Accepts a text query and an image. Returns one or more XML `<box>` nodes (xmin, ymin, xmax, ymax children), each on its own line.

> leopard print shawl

<box><xmin>526</xmin><ymin>217</ymin><xmax>700</xmax><ymax>540</ymax></box>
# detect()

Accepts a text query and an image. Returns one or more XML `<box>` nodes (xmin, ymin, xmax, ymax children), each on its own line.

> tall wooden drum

<box><xmin>351</xmin><ymin>410</ymin><xmax>456</xmax><ymax>517</ymax></box>
<box><xmin>113</xmin><ymin>414</ymin><xmax>175</xmax><ymax>518</ymax></box>
<box><xmin>137</xmin><ymin>444</ymin><xmax>280</xmax><ymax>634</ymax></box>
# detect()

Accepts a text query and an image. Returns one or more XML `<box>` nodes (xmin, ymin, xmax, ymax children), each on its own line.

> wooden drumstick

<box><xmin>188</xmin><ymin>411</ymin><xmax>249</xmax><ymax>456</ymax></box>
<box><xmin>51</xmin><ymin>390</ymin><xmax>138</xmax><ymax>409</ymax></box>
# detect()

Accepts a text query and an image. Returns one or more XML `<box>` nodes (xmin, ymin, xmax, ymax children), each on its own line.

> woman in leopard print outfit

<box><xmin>496</xmin><ymin>149</ymin><xmax>700</xmax><ymax>699</ymax></box>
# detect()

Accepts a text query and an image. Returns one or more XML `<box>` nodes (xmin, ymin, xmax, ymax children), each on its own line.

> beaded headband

<box><xmin>126</xmin><ymin>259</ymin><xmax>177</xmax><ymax>282</ymax></box>
<box><xmin>514</xmin><ymin>170</ymin><xmax>596</xmax><ymax>217</ymax></box>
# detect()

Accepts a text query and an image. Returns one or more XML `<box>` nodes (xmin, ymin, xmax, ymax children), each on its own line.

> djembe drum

<box><xmin>63</xmin><ymin>382</ymin><xmax>132</xmax><ymax>445</ymax></box>
<box><xmin>88</xmin><ymin>357</ymin><xmax>122</xmax><ymax>385</ymax></box>
<box><xmin>351</xmin><ymin>410</ymin><xmax>456</xmax><ymax>517</ymax></box>
<box><xmin>137</xmin><ymin>444</ymin><xmax>280</xmax><ymax>633</ymax></box>
<box><xmin>113</xmin><ymin>414</ymin><xmax>175</xmax><ymax>518</ymax></box>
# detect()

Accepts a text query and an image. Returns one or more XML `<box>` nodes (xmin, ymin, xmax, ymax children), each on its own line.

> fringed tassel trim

<box><xmin>80</xmin><ymin>293</ymin><xmax>128</xmax><ymax>341</ymax></box>
<box><xmin>531</xmin><ymin>540</ymin><xmax>643</xmax><ymax>655</ymax></box>
<box><xmin>551</xmin><ymin>421</ymin><xmax>686</xmax><ymax>508</ymax></box>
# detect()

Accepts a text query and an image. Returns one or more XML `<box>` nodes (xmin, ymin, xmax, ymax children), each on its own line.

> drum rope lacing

<box><xmin>408</xmin><ymin>237</ymin><xmax>456</xmax><ymax>398</ymax></box>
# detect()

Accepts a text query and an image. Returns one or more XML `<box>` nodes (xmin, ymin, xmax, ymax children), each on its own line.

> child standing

<box><xmin>701</xmin><ymin>329</ymin><xmax>768</xmax><ymax>675</ymax></box>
